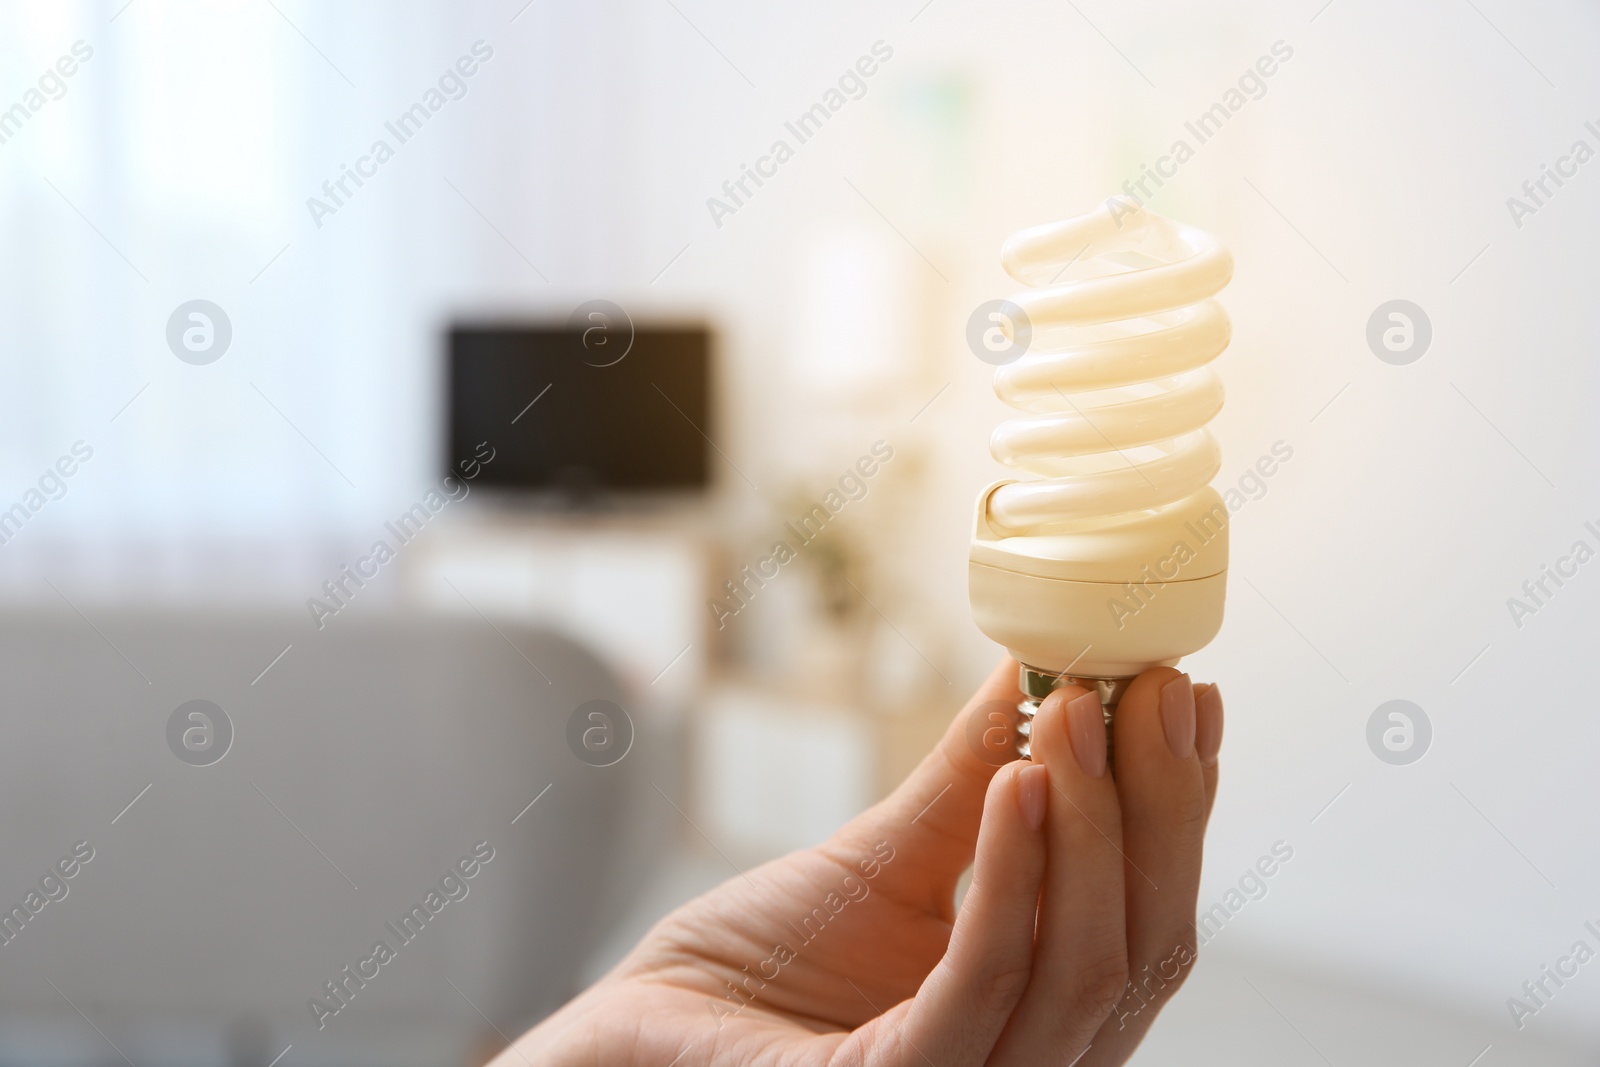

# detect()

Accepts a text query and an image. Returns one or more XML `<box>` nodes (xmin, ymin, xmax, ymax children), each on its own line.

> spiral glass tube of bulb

<box><xmin>967</xmin><ymin>196</ymin><xmax>1234</xmax><ymax>759</ymax></box>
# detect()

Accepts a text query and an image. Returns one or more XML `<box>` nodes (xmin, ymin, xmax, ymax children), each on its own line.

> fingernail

<box><xmin>1066</xmin><ymin>691</ymin><xmax>1108</xmax><ymax>778</ymax></box>
<box><xmin>1161</xmin><ymin>674</ymin><xmax>1196</xmax><ymax>760</ymax></box>
<box><xmin>1196</xmin><ymin>683</ymin><xmax>1224</xmax><ymax>766</ymax></box>
<box><xmin>1016</xmin><ymin>763</ymin><xmax>1049</xmax><ymax>830</ymax></box>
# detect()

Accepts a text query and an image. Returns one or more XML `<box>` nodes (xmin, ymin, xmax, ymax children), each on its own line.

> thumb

<box><xmin>827</xmin><ymin>657</ymin><xmax>1025</xmax><ymax>909</ymax></box>
<box><xmin>899</xmin><ymin>759</ymin><xmax>1049</xmax><ymax>1063</ymax></box>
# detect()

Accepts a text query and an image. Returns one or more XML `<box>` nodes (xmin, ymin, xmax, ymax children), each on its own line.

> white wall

<box><xmin>570</xmin><ymin>0</ymin><xmax>1600</xmax><ymax>1048</ymax></box>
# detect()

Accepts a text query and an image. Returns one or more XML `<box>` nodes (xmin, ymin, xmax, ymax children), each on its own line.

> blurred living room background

<box><xmin>2</xmin><ymin>0</ymin><xmax>1599</xmax><ymax>1063</ymax></box>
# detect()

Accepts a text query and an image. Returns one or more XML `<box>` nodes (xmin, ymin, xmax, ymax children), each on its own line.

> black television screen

<box><xmin>447</xmin><ymin>324</ymin><xmax>710</xmax><ymax>495</ymax></box>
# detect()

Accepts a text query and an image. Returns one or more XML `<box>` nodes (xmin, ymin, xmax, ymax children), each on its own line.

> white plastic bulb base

<box><xmin>970</xmin><ymin>482</ymin><xmax>1228</xmax><ymax>760</ymax></box>
<box><xmin>969</xmin><ymin>480</ymin><xmax>1228</xmax><ymax>680</ymax></box>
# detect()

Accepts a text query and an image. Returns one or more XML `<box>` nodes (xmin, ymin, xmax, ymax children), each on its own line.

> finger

<box><xmin>1082</xmin><ymin>668</ymin><xmax>1209</xmax><ymax>1064</ymax></box>
<box><xmin>829</xmin><ymin>657</ymin><xmax>1025</xmax><ymax>906</ymax></box>
<box><xmin>890</xmin><ymin>760</ymin><xmax>1049</xmax><ymax>1065</ymax></box>
<box><xmin>1195</xmin><ymin>682</ymin><xmax>1224</xmax><ymax>820</ymax></box>
<box><xmin>989</xmin><ymin>684</ymin><xmax>1128</xmax><ymax>1066</ymax></box>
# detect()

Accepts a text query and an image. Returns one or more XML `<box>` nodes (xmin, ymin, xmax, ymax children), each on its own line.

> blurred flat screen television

<box><xmin>447</xmin><ymin>322</ymin><xmax>710</xmax><ymax>500</ymax></box>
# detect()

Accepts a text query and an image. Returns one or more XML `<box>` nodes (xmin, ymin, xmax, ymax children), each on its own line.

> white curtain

<box><xmin>0</xmin><ymin>0</ymin><xmax>641</xmax><ymax>603</ymax></box>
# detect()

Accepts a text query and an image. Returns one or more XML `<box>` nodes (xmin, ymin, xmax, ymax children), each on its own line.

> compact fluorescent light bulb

<box><xmin>969</xmin><ymin>196</ymin><xmax>1234</xmax><ymax>758</ymax></box>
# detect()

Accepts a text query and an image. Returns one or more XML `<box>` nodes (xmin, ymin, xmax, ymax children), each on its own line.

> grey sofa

<box><xmin>0</xmin><ymin>610</ymin><xmax>641</xmax><ymax>1066</ymax></box>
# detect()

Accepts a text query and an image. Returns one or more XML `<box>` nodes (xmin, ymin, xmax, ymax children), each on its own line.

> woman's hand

<box><xmin>500</xmin><ymin>658</ymin><xmax>1224</xmax><ymax>1066</ymax></box>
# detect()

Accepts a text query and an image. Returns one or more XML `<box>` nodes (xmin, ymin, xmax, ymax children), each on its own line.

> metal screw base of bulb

<box><xmin>1015</xmin><ymin>665</ymin><xmax>1132</xmax><ymax>769</ymax></box>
